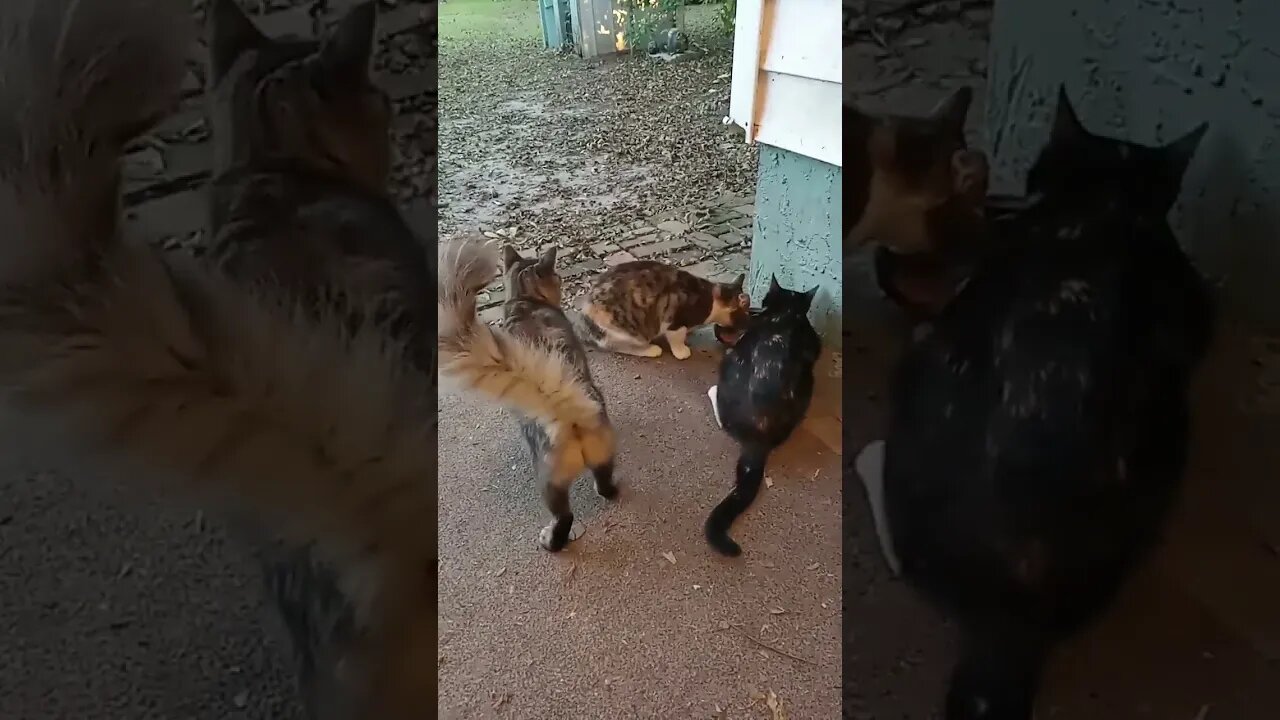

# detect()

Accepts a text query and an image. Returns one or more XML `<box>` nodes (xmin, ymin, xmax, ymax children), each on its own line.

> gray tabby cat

<box><xmin>0</xmin><ymin>0</ymin><xmax>439</xmax><ymax>718</ymax></box>
<box><xmin>579</xmin><ymin>260</ymin><xmax>751</xmax><ymax>359</ymax></box>
<box><xmin>439</xmin><ymin>241</ymin><xmax>618</xmax><ymax>551</ymax></box>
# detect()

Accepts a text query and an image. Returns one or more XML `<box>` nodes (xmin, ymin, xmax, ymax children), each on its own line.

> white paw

<box><xmin>856</xmin><ymin>441</ymin><xmax>902</xmax><ymax>576</ymax></box>
<box><xmin>642</xmin><ymin>344</ymin><xmax>663</xmax><ymax>358</ymax></box>
<box><xmin>671</xmin><ymin>344</ymin><xmax>692</xmax><ymax>360</ymax></box>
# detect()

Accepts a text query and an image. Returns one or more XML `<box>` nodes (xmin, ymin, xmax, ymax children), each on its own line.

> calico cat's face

<box><xmin>502</xmin><ymin>245</ymin><xmax>563</xmax><ymax>306</ymax></box>
<box><xmin>846</xmin><ymin>87</ymin><xmax>988</xmax><ymax>255</ymax></box>
<box><xmin>709</xmin><ymin>273</ymin><xmax>751</xmax><ymax>327</ymax></box>
<box><xmin>1026</xmin><ymin>86</ymin><xmax>1207</xmax><ymax>217</ymax></box>
<box><xmin>205</xmin><ymin>0</ymin><xmax>392</xmax><ymax>191</ymax></box>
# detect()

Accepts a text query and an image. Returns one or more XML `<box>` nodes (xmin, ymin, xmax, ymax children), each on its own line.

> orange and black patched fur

<box><xmin>846</xmin><ymin>87</ymin><xmax>991</xmax><ymax>320</ymax></box>
<box><xmin>578</xmin><ymin>260</ymin><xmax>750</xmax><ymax>359</ymax></box>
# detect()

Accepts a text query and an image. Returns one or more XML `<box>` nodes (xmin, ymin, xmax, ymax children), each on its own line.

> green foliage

<box><xmin>621</xmin><ymin>0</ymin><xmax>684</xmax><ymax>51</ymax></box>
<box><xmin>716</xmin><ymin>0</ymin><xmax>736</xmax><ymax>35</ymax></box>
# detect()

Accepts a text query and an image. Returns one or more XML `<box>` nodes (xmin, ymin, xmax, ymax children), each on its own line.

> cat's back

<box><xmin>887</xmin><ymin>204</ymin><xmax>1208</xmax><ymax>626</ymax></box>
<box><xmin>585</xmin><ymin>260</ymin><xmax>698</xmax><ymax>306</ymax></box>
<box><xmin>720</xmin><ymin>313</ymin><xmax>818</xmax><ymax>443</ymax></box>
<box><xmin>209</xmin><ymin>170</ymin><xmax>434</xmax><ymax>333</ymax></box>
<box><xmin>503</xmin><ymin>299</ymin><xmax>595</xmax><ymax>380</ymax></box>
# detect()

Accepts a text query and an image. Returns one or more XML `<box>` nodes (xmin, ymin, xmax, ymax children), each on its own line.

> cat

<box><xmin>846</xmin><ymin>86</ymin><xmax>992</xmax><ymax>319</ymax></box>
<box><xmin>704</xmin><ymin>276</ymin><xmax>821</xmax><ymax>556</ymax></box>
<box><xmin>0</xmin><ymin>1</ymin><xmax>442</xmax><ymax>718</ymax></box>
<box><xmin>579</xmin><ymin>260</ymin><xmax>750</xmax><ymax>359</ymax></box>
<box><xmin>438</xmin><ymin>240</ymin><xmax>618</xmax><ymax>550</ymax></box>
<box><xmin>858</xmin><ymin>86</ymin><xmax>1212</xmax><ymax>720</ymax></box>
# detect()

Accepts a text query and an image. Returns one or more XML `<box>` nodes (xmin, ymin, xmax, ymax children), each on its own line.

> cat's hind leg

<box><xmin>707</xmin><ymin>385</ymin><xmax>723</xmax><ymax>428</ymax></box>
<box><xmin>601</xmin><ymin>327</ymin><xmax>663</xmax><ymax>358</ymax></box>
<box><xmin>664</xmin><ymin>326</ymin><xmax>692</xmax><ymax>360</ymax></box>
<box><xmin>538</xmin><ymin>447</ymin><xmax>578</xmax><ymax>552</ymax></box>
<box><xmin>855</xmin><ymin>440</ymin><xmax>902</xmax><ymax>576</ymax></box>
<box><xmin>580</xmin><ymin>421</ymin><xmax>619</xmax><ymax>500</ymax></box>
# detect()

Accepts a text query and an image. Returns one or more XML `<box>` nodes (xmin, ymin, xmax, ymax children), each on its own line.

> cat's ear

<box><xmin>1161</xmin><ymin>122</ymin><xmax>1208</xmax><ymax>185</ymax></box>
<box><xmin>768</xmin><ymin>274</ymin><xmax>783</xmax><ymax>295</ymax></box>
<box><xmin>730</xmin><ymin>273</ymin><xmax>746</xmax><ymax>292</ymax></box>
<box><xmin>208</xmin><ymin>0</ymin><xmax>267</xmax><ymax>82</ymax></box>
<box><xmin>1050</xmin><ymin>85</ymin><xmax>1088</xmax><ymax>145</ymax></box>
<box><xmin>318</xmin><ymin>1</ymin><xmax>377</xmax><ymax>87</ymax></box>
<box><xmin>927</xmin><ymin>86</ymin><xmax>972</xmax><ymax>139</ymax></box>
<box><xmin>536</xmin><ymin>245</ymin><xmax>558</xmax><ymax>273</ymax></box>
<box><xmin>736</xmin><ymin>292</ymin><xmax>751</xmax><ymax>308</ymax></box>
<box><xmin>803</xmin><ymin>286</ymin><xmax>820</xmax><ymax>308</ymax></box>
<box><xmin>501</xmin><ymin>245</ymin><xmax>522</xmax><ymax>269</ymax></box>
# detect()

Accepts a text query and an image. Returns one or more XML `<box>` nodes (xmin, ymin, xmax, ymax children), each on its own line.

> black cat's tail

<box><xmin>705</xmin><ymin>443</ymin><xmax>772</xmax><ymax>557</ymax></box>
<box><xmin>945</xmin><ymin>621</ymin><xmax>1052</xmax><ymax>720</ymax></box>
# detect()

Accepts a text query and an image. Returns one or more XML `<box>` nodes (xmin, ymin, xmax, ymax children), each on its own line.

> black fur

<box><xmin>705</xmin><ymin>277</ymin><xmax>821</xmax><ymax>556</ymax></box>
<box><xmin>883</xmin><ymin>87</ymin><xmax>1212</xmax><ymax>719</ymax></box>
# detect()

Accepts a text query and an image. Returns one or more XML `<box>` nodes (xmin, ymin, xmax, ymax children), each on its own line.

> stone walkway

<box><xmin>476</xmin><ymin>192</ymin><xmax>755</xmax><ymax>321</ymax></box>
<box><xmin>123</xmin><ymin>1</ymin><xmax>436</xmax><ymax>254</ymax></box>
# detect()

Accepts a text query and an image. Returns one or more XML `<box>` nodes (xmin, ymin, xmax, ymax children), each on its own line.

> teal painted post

<box><xmin>748</xmin><ymin>144</ymin><xmax>843</xmax><ymax>347</ymax></box>
<box><xmin>539</xmin><ymin>0</ymin><xmax>559</xmax><ymax>49</ymax></box>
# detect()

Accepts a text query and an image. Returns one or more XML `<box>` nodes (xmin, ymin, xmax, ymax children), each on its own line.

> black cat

<box><xmin>863</xmin><ymin>87</ymin><xmax>1213</xmax><ymax>719</ymax></box>
<box><xmin>705</xmin><ymin>276</ymin><xmax>822</xmax><ymax>556</ymax></box>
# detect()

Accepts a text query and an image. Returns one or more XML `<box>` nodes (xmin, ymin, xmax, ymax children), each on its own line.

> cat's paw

<box><xmin>642</xmin><ymin>344</ymin><xmax>664</xmax><ymax>358</ymax></box>
<box><xmin>670</xmin><ymin>343</ymin><xmax>692</xmax><ymax>360</ymax></box>
<box><xmin>595</xmin><ymin>478</ymin><xmax>619</xmax><ymax>499</ymax></box>
<box><xmin>707</xmin><ymin>385</ymin><xmax>723</xmax><ymax>428</ymax></box>
<box><xmin>538</xmin><ymin>518</ymin><xmax>581</xmax><ymax>552</ymax></box>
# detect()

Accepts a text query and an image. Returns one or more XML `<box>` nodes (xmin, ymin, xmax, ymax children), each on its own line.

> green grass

<box><xmin>439</xmin><ymin>0</ymin><xmax>540</xmax><ymax>44</ymax></box>
<box><xmin>439</xmin><ymin>0</ymin><xmax>734</xmax><ymax>49</ymax></box>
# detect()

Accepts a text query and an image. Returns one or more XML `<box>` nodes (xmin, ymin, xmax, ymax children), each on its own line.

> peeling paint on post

<box><xmin>748</xmin><ymin>145</ymin><xmax>842</xmax><ymax>346</ymax></box>
<box><xmin>987</xmin><ymin>0</ymin><xmax>1280</xmax><ymax>328</ymax></box>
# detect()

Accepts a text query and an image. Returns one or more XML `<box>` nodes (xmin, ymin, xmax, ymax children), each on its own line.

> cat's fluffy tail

<box><xmin>0</xmin><ymin>0</ymin><xmax>435</xmax><ymax>574</ymax></box>
<box><xmin>0</xmin><ymin>0</ymin><xmax>192</xmax><ymax>283</ymax></box>
<box><xmin>437</xmin><ymin>237</ymin><xmax>607</xmax><ymax>437</ymax></box>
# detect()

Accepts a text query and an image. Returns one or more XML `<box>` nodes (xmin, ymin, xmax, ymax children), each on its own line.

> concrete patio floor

<box><xmin>437</xmin><ymin>332</ymin><xmax>844</xmax><ymax>719</ymax></box>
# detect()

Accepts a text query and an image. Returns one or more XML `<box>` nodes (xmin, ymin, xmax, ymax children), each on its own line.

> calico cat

<box><xmin>0</xmin><ymin>1</ymin><xmax>439</xmax><ymax>718</ymax></box>
<box><xmin>579</xmin><ymin>260</ymin><xmax>750</xmax><ymax>359</ymax></box>
<box><xmin>439</xmin><ymin>240</ymin><xmax>618</xmax><ymax>551</ymax></box>
<box><xmin>704</xmin><ymin>277</ymin><xmax>821</xmax><ymax>556</ymax></box>
<box><xmin>846</xmin><ymin>86</ymin><xmax>992</xmax><ymax>319</ymax></box>
<box><xmin>859</xmin><ymin>87</ymin><xmax>1212</xmax><ymax>720</ymax></box>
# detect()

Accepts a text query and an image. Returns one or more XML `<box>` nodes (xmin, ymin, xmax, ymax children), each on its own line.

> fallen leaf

<box><xmin>662</xmin><ymin>551</ymin><xmax>677</xmax><ymax>565</ymax></box>
<box><xmin>770</xmin><ymin>607</ymin><xmax>787</xmax><ymax>615</ymax></box>
<box><xmin>765</xmin><ymin>690</ymin><xmax>788</xmax><ymax>720</ymax></box>
<box><xmin>764</xmin><ymin>475</ymin><xmax>774</xmax><ymax>488</ymax></box>
<box><xmin>806</xmin><ymin>562</ymin><xmax>820</xmax><ymax>571</ymax></box>
<box><xmin>495</xmin><ymin>567</ymin><xmax>506</xmax><ymax>577</ymax></box>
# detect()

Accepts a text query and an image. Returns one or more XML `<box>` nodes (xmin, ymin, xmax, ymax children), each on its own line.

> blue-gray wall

<box><xmin>749</xmin><ymin>144</ymin><xmax>842</xmax><ymax>346</ymax></box>
<box><xmin>987</xmin><ymin>0</ymin><xmax>1280</xmax><ymax>328</ymax></box>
